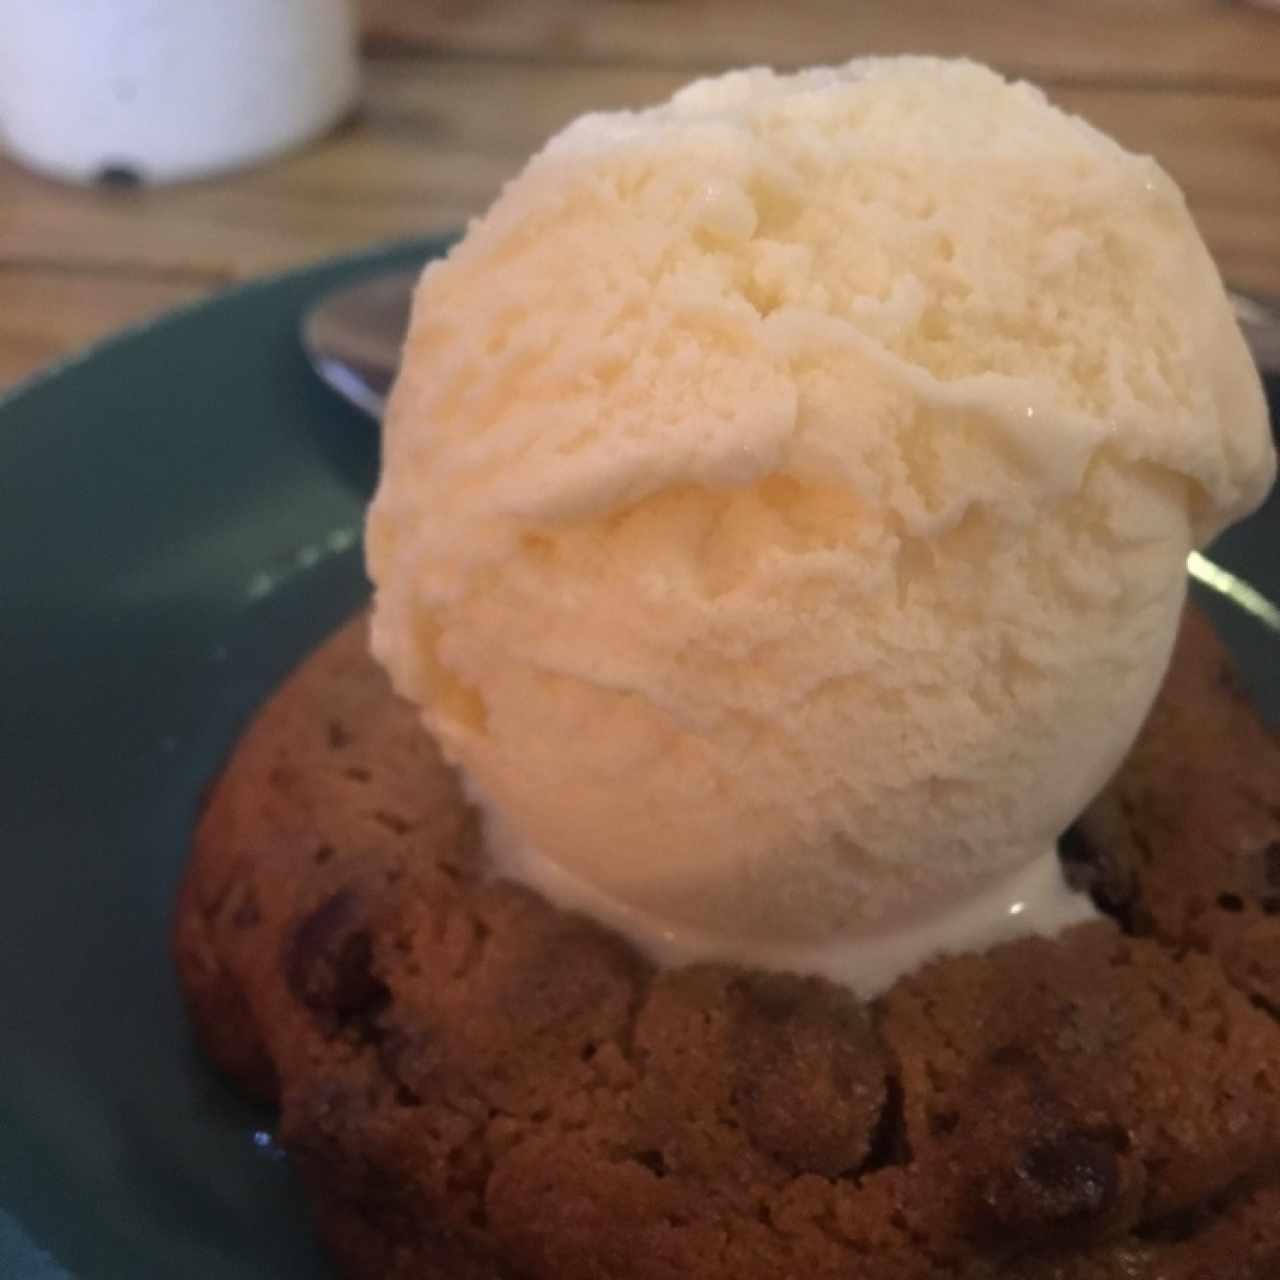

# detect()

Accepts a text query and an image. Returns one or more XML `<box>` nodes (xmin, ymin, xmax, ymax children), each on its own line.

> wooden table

<box><xmin>3</xmin><ymin>0</ymin><xmax>1279</xmax><ymax>388</ymax></box>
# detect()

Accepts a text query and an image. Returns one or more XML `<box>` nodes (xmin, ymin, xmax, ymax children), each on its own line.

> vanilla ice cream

<box><xmin>366</xmin><ymin>57</ymin><xmax>1274</xmax><ymax>992</ymax></box>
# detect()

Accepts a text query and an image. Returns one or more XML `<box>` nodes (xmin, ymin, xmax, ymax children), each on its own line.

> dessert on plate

<box><xmin>174</xmin><ymin>57</ymin><xmax>1279</xmax><ymax>1278</ymax></box>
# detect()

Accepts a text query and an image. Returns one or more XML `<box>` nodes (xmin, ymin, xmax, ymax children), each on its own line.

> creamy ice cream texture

<box><xmin>367</xmin><ymin>57</ymin><xmax>1275</xmax><ymax>990</ymax></box>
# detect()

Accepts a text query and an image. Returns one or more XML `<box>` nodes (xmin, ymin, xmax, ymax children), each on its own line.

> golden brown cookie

<box><xmin>1069</xmin><ymin>605</ymin><xmax>1280</xmax><ymax>1011</ymax></box>
<box><xmin>174</xmin><ymin>608</ymin><xmax>1280</xmax><ymax>1279</ymax></box>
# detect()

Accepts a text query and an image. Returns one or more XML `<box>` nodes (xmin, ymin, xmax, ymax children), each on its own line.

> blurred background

<box><xmin>2</xmin><ymin>0</ymin><xmax>1278</xmax><ymax>389</ymax></box>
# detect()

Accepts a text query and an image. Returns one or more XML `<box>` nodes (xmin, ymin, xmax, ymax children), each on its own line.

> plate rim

<box><xmin>0</xmin><ymin>232</ymin><xmax>458</xmax><ymax>423</ymax></box>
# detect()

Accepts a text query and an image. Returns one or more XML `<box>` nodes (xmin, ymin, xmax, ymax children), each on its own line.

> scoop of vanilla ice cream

<box><xmin>367</xmin><ymin>58</ymin><xmax>1274</xmax><ymax>972</ymax></box>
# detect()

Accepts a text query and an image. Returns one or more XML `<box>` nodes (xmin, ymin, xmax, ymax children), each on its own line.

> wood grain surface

<box><xmin>3</xmin><ymin>0</ymin><xmax>1279</xmax><ymax>387</ymax></box>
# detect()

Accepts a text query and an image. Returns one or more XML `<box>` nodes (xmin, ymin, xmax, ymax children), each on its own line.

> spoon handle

<box><xmin>301</xmin><ymin>269</ymin><xmax>1280</xmax><ymax>422</ymax></box>
<box><xmin>1229</xmin><ymin>291</ymin><xmax>1280</xmax><ymax>383</ymax></box>
<box><xmin>302</xmin><ymin>268</ymin><xmax>419</xmax><ymax>418</ymax></box>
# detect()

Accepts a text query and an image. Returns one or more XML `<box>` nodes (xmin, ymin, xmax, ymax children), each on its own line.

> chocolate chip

<box><xmin>1059</xmin><ymin>824</ymin><xmax>1138</xmax><ymax>931</ymax></box>
<box><xmin>1057</xmin><ymin>825</ymin><xmax>1099</xmax><ymax>891</ymax></box>
<box><xmin>979</xmin><ymin>1130</ymin><xmax>1123</xmax><ymax>1233</ymax></box>
<box><xmin>284</xmin><ymin>890</ymin><xmax>387</xmax><ymax>1023</ymax></box>
<box><xmin>961</xmin><ymin>1048</ymin><xmax>1140</xmax><ymax>1244</ymax></box>
<box><xmin>630</xmin><ymin>1148</ymin><xmax>668</xmax><ymax>1179</ymax></box>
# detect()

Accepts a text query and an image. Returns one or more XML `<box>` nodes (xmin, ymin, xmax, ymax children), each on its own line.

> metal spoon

<box><xmin>303</xmin><ymin>266</ymin><xmax>1280</xmax><ymax>420</ymax></box>
<box><xmin>302</xmin><ymin>267</ymin><xmax>419</xmax><ymax>418</ymax></box>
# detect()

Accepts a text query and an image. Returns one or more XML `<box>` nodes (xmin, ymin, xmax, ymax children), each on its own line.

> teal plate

<box><xmin>0</xmin><ymin>239</ymin><xmax>1278</xmax><ymax>1279</ymax></box>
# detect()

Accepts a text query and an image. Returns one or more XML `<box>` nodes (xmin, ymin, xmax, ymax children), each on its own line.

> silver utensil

<box><xmin>302</xmin><ymin>268</ymin><xmax>419</xmax><ymax>418</ymax></box>
<box><xmin>303</xmin><ymin>267</ymin><xmax>1280</xmax><ymax>420</ymax></box>
<box><xmin>1231</xmin><ymin>291</ymin><xmax>1280</xmax><ymax>380</ymax></box>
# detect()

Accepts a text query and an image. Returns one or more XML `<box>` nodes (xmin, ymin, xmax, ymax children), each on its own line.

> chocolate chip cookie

<box><xmin>174</xmin><ymin>606</ymin><xmax>1280</xmax><ymax>1279</ymax></box>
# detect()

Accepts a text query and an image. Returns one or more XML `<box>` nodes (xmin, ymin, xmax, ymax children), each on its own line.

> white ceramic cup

<box><xmin>0</xmin><ymin>0</ymin><xmax>360</xmax><ymax>185</ymax></box>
